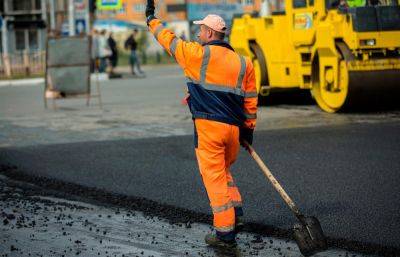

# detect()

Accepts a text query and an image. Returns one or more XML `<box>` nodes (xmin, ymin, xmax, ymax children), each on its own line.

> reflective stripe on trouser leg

<box><xmin>213</xmin><ymin>208</ymin><xmax>235</xmax><ymax>233</ymax></box>
<box><xmin>227</xmin><ymin>172</ymin><xmax>242</xmax><ymax>207</ymax></box>
<box><xmin>194</xmin><ymin>119</ymin><xmax>236</xmax><ymax>233</ymax></box>
<box><xmin>224</xmin><ymin>125</ymin><xmax>242</xmax><ymax>209</ymax></box>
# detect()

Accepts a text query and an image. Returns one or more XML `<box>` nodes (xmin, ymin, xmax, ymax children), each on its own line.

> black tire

<box><xmin>249</xmin><ymin>42</ymin><xmax>269</xmax><ymax>105</ymax></box>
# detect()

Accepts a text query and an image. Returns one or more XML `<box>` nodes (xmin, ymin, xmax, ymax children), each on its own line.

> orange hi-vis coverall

<box><xmin>148</xmin><ymin>18</ymin><xmax>258</xmax><ymax>237</ymax></box>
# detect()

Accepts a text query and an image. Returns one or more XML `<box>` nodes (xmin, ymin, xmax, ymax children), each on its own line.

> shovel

<box><xmin>243</xmin><ymin>141</ymin><xmax>328</xmax><ymax>256</ymax></box>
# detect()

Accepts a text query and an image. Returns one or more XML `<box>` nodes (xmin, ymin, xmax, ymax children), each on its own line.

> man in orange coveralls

<box><xmin>146</xmin><ymin>0</ymin><xmax>257</xmax><ymax>248</ymax></box>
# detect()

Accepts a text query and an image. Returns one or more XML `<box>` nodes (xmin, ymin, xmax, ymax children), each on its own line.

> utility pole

<box><xmin>49</xmin><ymin>0</ymin><xmax>56</xmax><ymax>31</ymax></box>
<box><xmin>39</xmin><ymin>0</ymin><xmax>47</xmax><ymax>52</ymax></box>
<box><xmin>1</xmin><ymin>17</ymin><xmax>8</xmax><ymax>59</ymax></box>
<box><xmin>69</xmin><ymin>0</ymin><xmax>75</xmax><ymax>36</ymax></box>
<box><xmin>84</xmin><ymin>0</ymin><xmax>91</xmax><ymax>34</ymax></box>
<box><xmin>41</xmin><ymin>0</ymin><xmax>47</xmax><ymax>22</ymax></box>
<box><xmin>2</xmin><ymin>0</ymin><xmax>11</xmax><ymax>77</ymax></box>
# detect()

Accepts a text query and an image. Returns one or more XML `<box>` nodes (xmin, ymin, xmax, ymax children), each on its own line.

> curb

<box><xmin>0</xmin><ymin>78</ymin><xmax>44</xmax><ymax>87</ymax></box>
<box><xmin>0</xmin><ymin>74</ymin><xmax>109</xmax><ymax>88</ymax></box>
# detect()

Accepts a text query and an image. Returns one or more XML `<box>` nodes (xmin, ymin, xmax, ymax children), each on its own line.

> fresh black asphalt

<box><xmin>1</xmin><ymin>121</ymin><xmax>399</xmax><ymax>252</ymax></box>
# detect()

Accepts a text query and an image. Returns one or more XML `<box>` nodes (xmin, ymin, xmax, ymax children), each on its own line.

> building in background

<box><xmin>94</xmin><ymin>0</ymin><xmax>287</xmax><ymax>41</ymax></box>
<box><xmin>0</xmin><ymin>0</ymin><xmax>286</xmax><ymax>55</ymax></box>
<box><xmin>0</xmin><ymin>0</ymin><xmax>48</xmax><ymax>77</ymax></box>
<box><xmin>95</xmin><ymin>0</ymin><xmax>189</xmax><ymax>55</ymax></box>
<box><xmin>0</xmin><ymin>0</ymin><xmax>286</xmax><ymax>77</ymax></box>
<box><xmin>0</xmin><ymin>0</ymin><xmax>92</xmax><ymax>77</ymax></box>
<box><xmin>0</xmin><ymin>0</ymin><xmax>47</xmax><ymax>54</ymax></box>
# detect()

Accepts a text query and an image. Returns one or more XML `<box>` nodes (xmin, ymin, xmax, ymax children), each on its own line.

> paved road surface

<box><xmin>2</xmin><ymin>174</ymin><xmax>371</xmax><ymax>257</ymax></box>
<box><xmin>1</xmin><ymin>121</ymin><xmax>399</xmax><ymax>253</ymax></box>
<box><xmin>1</xmin><ymin>65</ymin><xmax>399</xmax><ymax>148</ymax></box>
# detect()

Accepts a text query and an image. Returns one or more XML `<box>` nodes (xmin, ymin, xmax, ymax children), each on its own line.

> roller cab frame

<box><xmin>230</xmin><ymin>0</ymin><xmax>400</xmax><ymax>112</ymax></box>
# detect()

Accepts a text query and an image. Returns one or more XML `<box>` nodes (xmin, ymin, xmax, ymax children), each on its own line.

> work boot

<box><xmin>205</xmin><ymin>233</ymin><xmax>237</xmax><ymax>249</ymax></box>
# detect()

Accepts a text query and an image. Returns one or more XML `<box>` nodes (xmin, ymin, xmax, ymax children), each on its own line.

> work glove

<box><xmin>145</xmin><ymin>0</ymin><xmax>156</xmax><ymax>23</ymax></box>
<box><xmin>239</xmin><ymin>127</ymin><xmax>254</xmax><ymax>148</ymax></box>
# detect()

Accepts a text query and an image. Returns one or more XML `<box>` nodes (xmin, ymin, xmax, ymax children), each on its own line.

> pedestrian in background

<box><xmin>146</xmin><ymin>0</ymin><xmax>257</xmax><ymax>249</ymax></box>
<box><xmin>98</xmin><ymin>29</ymin><xmax>111</xmax><ymax>73</ymax></box>
<box><xmin>124</xmin><ymin>29</ymin><xmax>145</xmax><ymax>76</ymax></box>
<box><xmin>108</xmin><ymin>32</ymin><xmax>119</xmax><ymax>76</ymax></box>
<box><xmin>91</xmin><ymin>29</ymin><xmax>99</xmax><ymax>73</ymax></box>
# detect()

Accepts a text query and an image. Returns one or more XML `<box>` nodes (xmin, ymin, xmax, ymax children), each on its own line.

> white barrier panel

<box><xmin>46</xmin><ymin>36</ymin><xmax>90</xmax><ymax>96</ymax></box>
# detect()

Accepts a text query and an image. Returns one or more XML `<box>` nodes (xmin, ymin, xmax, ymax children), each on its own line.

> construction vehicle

<box><xmin>229</xmin><ymin>0</ymin><xmax>400</xmax><ymax>112</ymax></box>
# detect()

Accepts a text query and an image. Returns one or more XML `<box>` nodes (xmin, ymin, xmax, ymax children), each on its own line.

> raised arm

<box><xmin>145</xmin><ymin>0</ymin><xmax>203</xmax><ymax>70</ymax></box>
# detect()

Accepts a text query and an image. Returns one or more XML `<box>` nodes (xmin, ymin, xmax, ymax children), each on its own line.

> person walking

<box><xmin>98</xmin><ymin>29</ymin><xmax>110</xmax><ymax>73</ymax></box>
<box><xmin>91</xmin><ymin>29</ymin><xmax>99</xmax><ymax>73</ymax></box>
<box><xmin>124</xmin><ymin>29</ymin><xmax>145</xmax><ymax>75</ymax></box>
<box><xmin>145</xmin><ymin>0</ymin><xmax>258</xmax><ymax>248</ymax></box>
<box><xmin>108</xmin><ymin>32</ymin><xmax>119</xmax><ymax>76</ymax></box>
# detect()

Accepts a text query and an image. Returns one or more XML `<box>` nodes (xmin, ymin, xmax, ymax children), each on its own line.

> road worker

<box><xmin>145</xmin><ymin>0</ymin><xmax>257</xmax><ymax>248</ymax></box>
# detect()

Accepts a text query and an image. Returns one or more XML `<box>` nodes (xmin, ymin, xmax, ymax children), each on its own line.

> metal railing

<box><xmin>0</xmin><ymin>50</ymin><xmax>46</xmax><ymax>78</ymax></box>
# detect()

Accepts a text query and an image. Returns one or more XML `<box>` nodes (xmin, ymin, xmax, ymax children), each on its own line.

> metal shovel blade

<box><xmin>293</xmin><ymin>216</ymin><xmax>328</xmax><ymax>256</ymax></box>
<box><xmin>244</xmin><ymin>143</ymin><xmax>328</xmax><ymax>256</ymax></box>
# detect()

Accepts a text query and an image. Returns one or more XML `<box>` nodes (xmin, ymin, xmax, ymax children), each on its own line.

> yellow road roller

<box><xmin>230</xmin><ymin>0</ymin><xmax>400</xmax><ymax>112</ymax></box>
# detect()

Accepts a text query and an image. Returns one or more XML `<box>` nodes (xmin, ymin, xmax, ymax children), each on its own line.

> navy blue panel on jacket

<box><xmin>187</xmin><ymin>82</ymin><xmax>246</xmax><ymax>127</ymax></box>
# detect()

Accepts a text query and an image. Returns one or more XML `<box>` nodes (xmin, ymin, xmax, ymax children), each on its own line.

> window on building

<box><xmin>15</xmin><ymin>29</ymin><xmax>39</xmax><ymax>51</ymax></box>
<box><xmin>29</xmin><ymin>29</ymin><xmax>38</xmax><ymax>50</ymax></box>
<box><xmin>117</xmin><ymin>3</ymin><xmax>126</xmax><ymax>14</ymax></box>
<box><xmin>134</xmin><ymin>4</ymin><xmax>146</xmax><ymax>12</ymax></box>
<box><xmin>15</xmin><ymin>30</ymin><xmax>26</xmax><ymax>51</ymax></box>
<box><xmin>13</xmin><ymin>0</ymin><xmax>32</xmax><ymax>11</ymax></box>
<box><xmin>242</xmin><ymin>0</ymin><xmax>254</xmax><ymax>6</ymax></box>
<box><xmin>14</xmin><ymin>0</ymin><xmax>41</xmax><ymax>11</ymax></box>
<box><xmin>35</xmin><ymin>0</ymin><xmax>41</xmax><ymax>10</ymax></box>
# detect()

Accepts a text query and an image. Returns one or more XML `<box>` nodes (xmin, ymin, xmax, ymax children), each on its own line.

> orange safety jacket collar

<box><xmin>202</xmin><ymin>40</ymin><xmax>235</xmax><ymax>52</ymax></box>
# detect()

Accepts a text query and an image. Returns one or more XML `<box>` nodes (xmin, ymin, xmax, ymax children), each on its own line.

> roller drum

<box><xmin>344</xmin><ymin>69</ymin><xmax>400</xmax><ymax>111</ymax></box>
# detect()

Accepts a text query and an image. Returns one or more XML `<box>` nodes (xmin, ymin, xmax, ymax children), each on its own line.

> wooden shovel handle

<box><xmin>243</xmin><ymin>140</ymin><xmax>302</xmax><ymax>217</ymax></box>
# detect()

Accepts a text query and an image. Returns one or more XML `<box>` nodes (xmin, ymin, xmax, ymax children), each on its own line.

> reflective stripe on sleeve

<box><xmin>236</xmin><ymin>56</ymin><xmax>246</xmax><ymax>89</ymax></box>
<box><xmin>153</xmin><ymin>25</ymin><xmax>165</xmax><ymax>40</ymax></box>
<box><xmin>169</xmin><ymin>37</ymin><xmax>179</xmax><ymax>57</ymax></box>
<box><xmin>200</xmin><ymin>45</ymin><xmax>211</xmax><ymax>85</ymax></box>
<box><xmin>232</xmin><ymin>201</ymin><xmax>243</xmax><ymax>208</ymax></box>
